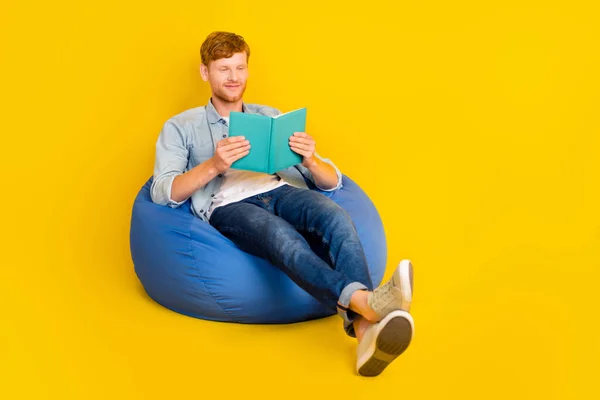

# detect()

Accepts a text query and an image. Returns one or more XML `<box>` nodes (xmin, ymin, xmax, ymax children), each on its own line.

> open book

<box><xmin>229</xmin><ymin>108</ymin><xmax>306</xmax><ymax>174</ymax></box>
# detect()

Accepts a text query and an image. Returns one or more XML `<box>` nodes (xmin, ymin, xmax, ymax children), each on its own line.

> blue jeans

<box><xmin>209</xmin><ymin>184</ymin><xmax>374</xmax><ymax>337</ymax></box>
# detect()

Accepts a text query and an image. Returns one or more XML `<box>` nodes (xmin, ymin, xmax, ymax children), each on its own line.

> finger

<box><xmin>224</xmin><ymin>143</ymin><xmax>251</xmax><ymax>157</ymax></box>
<box><xmin>289</xmin><ymin>147</ymin><xmax>307</xmax><ymax>157</ymax></box>
<box><xmin>290</xmin><ymin>143</ymin><xmax>314</xmax><ymax>152</ymax></box>
<box><xmin>289</xmin><ymin>146</ymin><xmax>311</xmax><ymax>157</ymax></box>
<box><xmin>293</xmin><ymin>132</ymin><xmax>310</xmax><ymax>138</ymax></box>
<box><xmin>223</xmin><ymin>137</ymin><xmax>248</xmax><ymax>147</ymax></box>
<box><xmin>219</xmin><ymin>136</ymin><xmax>246</xmax><ymax>147</ymax></box>
<box><xmin>289</xmin><ymin>137</ymin><xmax>314</xmax><ymax>145</ymax></box>
<box><xmin>220</xmin><ymin>140</ymin><xmax>250</xmax><ymax>151</ymax></box>
<box><xmin>230</xmin><ymin>148</ymin><xmax>251</xmax><ymax>162</ymax></box>
<box><xmin>218</xmin><ymin>146</ymin><xmax>249</xmax><ymax>162</ymax></box>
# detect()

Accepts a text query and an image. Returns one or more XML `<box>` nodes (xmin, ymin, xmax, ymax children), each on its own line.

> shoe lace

<box><xmin>370</xmin><ymin>279</ymin><xmax>394</xmax><ymax>309</ymax></box>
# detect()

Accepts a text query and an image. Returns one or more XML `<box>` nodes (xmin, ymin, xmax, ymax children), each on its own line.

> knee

<box><xmin>322</xmin><ymin>203</ymin><xmax>355</xmax><ymax>232</ymax></box>
<box><xmin>268</xmin><ymin>224</ymin><xmax>305</xmax><ymax>250</ymax></box>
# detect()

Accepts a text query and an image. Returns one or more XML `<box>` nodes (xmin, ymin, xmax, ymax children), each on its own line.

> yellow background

<box><xmin>1</xmin><ymin>0</ymin><xmax>599</xmax><ymax>398</ymax></box>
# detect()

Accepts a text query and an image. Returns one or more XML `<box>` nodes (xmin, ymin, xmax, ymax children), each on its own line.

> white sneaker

<box><xmin>367</xmin><ymin>260</ymin><xmax>413</xmax><ymax>320</ymax></box>
<box><xmin>356</xmin><ymin>310</ymin><xmax>414</xmax><ymax>377</ymax></box>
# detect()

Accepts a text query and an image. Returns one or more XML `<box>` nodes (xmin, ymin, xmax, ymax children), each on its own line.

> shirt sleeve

<box><xmin>150</xmin><ymin>119</ymin><xmax>190</xmax><ymax>207</ymax></box>
<box><xmin>271</xmin><ymin>106</ymin><xmax>343</xmax><ymax>192</ymax></box>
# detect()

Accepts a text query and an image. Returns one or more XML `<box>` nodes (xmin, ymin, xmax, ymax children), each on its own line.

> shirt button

<box><xmin>222</xmin><ymin>134</ymin><xmax>226</xmax><ymax>138</ymax></box>
<box><xmin>200</xmin><ymin>209</ymin><xmax>204</xmax><ymax>213</ymax></box>
<box><xmin>218</xmin><ymin>174</ymin><xmax>223</xmax><ymax>178</ymax></box>
<box><xmin>210</xmin><ymin>194</ymin><xmax>215</xmax><ymax>197</ymax></box>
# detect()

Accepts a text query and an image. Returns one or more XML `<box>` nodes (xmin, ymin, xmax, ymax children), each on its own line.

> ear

<box><xmin>200</xmin><ymin>64</ymin><xmax>209</xmax><ymax>81</ymax></box>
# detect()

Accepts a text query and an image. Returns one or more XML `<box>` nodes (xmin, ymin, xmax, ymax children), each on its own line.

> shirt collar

<box><xmin>206</xmin><ymin>98</ymin><xmax>249</xmax><ymax>124</ymax></box>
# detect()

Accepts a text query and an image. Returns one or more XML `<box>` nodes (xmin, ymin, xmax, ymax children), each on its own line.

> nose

<box><xmin>228</xmin><ymin>69</ymin><xmax>238</xmax><ymax>82</ymax></box>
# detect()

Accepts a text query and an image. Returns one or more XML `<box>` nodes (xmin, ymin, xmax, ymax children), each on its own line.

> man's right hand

<box><xmin>212</xmin><ymin>136</ymin><xmax>251</xmax><ymax>174</ymax></box>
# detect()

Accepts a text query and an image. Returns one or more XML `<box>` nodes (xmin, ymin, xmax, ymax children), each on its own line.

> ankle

<box><xmin>354</xmin><ymin>317</ymin><xmax>373</xmax><ymax>342</ymax></box>
<box><xmin>349</xmin><ymin>290</ymin><xmax>380</xmax><ymax>323</ymax></box>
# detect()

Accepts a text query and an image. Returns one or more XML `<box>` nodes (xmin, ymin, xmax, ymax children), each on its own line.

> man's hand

<box><xmin>212</xmin><ymin>136</ymin><xmax>251</xmax><ymax>174</ymax></box>
<box><xmin>289</xmin><ymin>132</ymin><xmax>316</xmax><ymax>168</ymax></box>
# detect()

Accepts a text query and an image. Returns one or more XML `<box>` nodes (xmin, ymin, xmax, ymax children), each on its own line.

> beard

<box><xmin>213</xmin><ymin>82</ymin><xmax>247</xmax><ymax>103</ymax></box>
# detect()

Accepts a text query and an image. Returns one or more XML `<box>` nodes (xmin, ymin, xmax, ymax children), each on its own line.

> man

<box><xmin>150</xmin><ymin>31</ymin><xmax>415</xmax><ymax>376</ymax></box>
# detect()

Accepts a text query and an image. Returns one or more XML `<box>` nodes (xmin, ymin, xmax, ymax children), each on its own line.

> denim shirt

<box><xmin>150</xmin><ymin>99</ymin><xmax>343</xmax><ymax>223</ymax></box>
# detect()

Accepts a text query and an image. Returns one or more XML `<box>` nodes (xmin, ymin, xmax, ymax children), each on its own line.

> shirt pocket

<box><xmin>189</xmin><ymin>140</ymin><xmax>214</xmax><ymax>164</ymax></box>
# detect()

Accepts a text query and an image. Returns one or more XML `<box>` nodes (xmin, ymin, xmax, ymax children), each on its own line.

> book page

<box><xmin>272</xmin><ymin>107</ymin><xmax>306</xmax><ymax>119</ymax></box>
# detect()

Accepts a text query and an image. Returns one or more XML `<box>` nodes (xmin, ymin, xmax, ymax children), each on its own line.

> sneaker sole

<box><xmin>357</xmin><ymin>311</ymin><xmax>414</xmax><ymax>377</ymax></box>
<box><xmin>398</xmin><ymin>260</ymin><xmax>413</xmax><ymax>311</ymax></box>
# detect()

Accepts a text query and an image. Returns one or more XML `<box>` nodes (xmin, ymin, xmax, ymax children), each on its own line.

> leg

<box><xmin>265</xmin><ymin>185</ymin><xmax>375</xmax><ymax>335</ymax></box>
<box><xmin>271</xmin><ymin>186</ymin><xmax>373</xmax><ymax>288</ymax></box>
<box><xmin>209</xmin><ymin>199</ymin><xmax>366</xmax><ymax>311</ymax></box>
<box><xmin>353</xmin><ymin>316</ymin><xmax>373</xmax><ymax>342</ymax></box>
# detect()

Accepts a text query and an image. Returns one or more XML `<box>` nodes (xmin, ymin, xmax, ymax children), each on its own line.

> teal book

<box><xmin>229</xmin><ymin>108</ymin><xmax>307</xmax><ymax>174</ymax></box>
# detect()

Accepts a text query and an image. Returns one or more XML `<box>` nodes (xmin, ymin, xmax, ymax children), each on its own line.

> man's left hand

<box><xmin>289</xmin><ymin>132</ymin><xmax>316</xmax><ymax>168</ymax></box>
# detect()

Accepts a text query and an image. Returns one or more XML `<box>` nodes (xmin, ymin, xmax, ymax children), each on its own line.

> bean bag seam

<box><xmin>132</xmin><ymin>175</ymin><xmax>387</xmax><ymax>323</ymax></box>
<box><xmin>187</xmin><ymin>218</ymin><xmax>239</xmax><ymax>322</ymax></box>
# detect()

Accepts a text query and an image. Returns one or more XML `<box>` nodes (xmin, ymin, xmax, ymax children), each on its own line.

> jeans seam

<box><xmin>220</xmin><ymin>226</ymin><xmax>338</xmax><ymax>304</ymax></box>
<box><xmin>218</xmin><ymin>226</ymin><xmax>271</xmax><ymax>252</ymax></box>
<box><xmin>295</xmin><ymin>225</ymin><xmax>336</xmax><ymax>266</ymax></box>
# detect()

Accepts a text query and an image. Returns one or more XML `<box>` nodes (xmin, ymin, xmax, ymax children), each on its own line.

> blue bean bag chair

<box><xmin>130</xmin><ymin>175</ymin><xmax>387</xmax><ymax>324</ymax></box>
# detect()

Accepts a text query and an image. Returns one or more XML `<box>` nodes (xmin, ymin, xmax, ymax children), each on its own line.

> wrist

<box><xmin>205</xmin><ymin>157</ymin><xmax>221</xmax><ymax>176</ymax></box>
<box><xmin>302</xmin><ymin>156</ymin><xmax>317</xmax><ymax>169</ymax></box>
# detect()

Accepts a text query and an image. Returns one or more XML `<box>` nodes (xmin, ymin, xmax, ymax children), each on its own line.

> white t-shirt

<box><xmin>207</xmin><ymin>116</ymin><xmax>289</xmax><ymax>218</ymax></box>
<box><xmin>208</xmin><ymin>170</ymin><xmax>288</xmax><ymax>216</ymax></box>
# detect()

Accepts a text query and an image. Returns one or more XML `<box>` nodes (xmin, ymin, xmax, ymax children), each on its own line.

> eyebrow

<box><xmin>217</xmin><ymin>64</ymin><xmax>247</xmax><ymax>69</ymax></box>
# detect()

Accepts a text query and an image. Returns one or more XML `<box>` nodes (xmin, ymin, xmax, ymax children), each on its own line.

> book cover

<box><xmin>229</xmin><ymin>108</ymin><xmax>306</xmax><ymax>174</ymax></box>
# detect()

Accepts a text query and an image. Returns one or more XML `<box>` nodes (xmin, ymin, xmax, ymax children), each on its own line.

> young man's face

<box><xmin>201</xmin><ymin>51</ymin><xmax>249</xmax><ymax>103</ymax></box>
